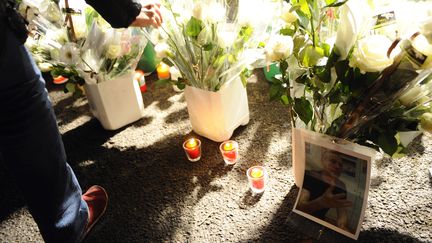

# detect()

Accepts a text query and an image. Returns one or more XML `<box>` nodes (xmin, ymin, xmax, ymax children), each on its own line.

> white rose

<box><xmin>50</xmin><ymin>48</ymin><xmax>60</xmax><ymax>61</ymax></box>
<box><xmin>399</xmin><ymin>86</ymin><xmax>422</xmax><ymax>107</ymax></box>
<box><xmin>72</xmin><ymin>16</ymin><xmax>87</xmax><ymax>40</ymax></box>
<box><xmin>192</xmin><ymin>3</ymin><xmax>203</xmax><ymax>20</ymax></box>
<box><xmin>169</xmin><ymin>66</ymin><xmax>182</xmax><ymax>81</ymax></box>
<box><xmin>197</xmin><ymin>27</ymin><xmax>211</xmax><ymax>45</ymax></box>
<box><xmin>217</xmin><ymin>30</ymin><xmax>236</xmax><ymax>49</ymax></box>
<box><xmin>59</xmin><ymin>43</ymin><xmax>80</xmax><ymax>65</ymax></box>
<box><xmin>154</xmin><ymin>42</ymin><xmax>171</xmax><ymax>59</ymax></box>
<box><xmin>38</xmin><ymin>62</ymin><xmax>53</xmax><ymax>72</ymax></box>
<box><xmin>106</xmin><ymin>44</ymin><xmax>122</xmax><ymax>59</ymax></box>
<box><xmin>237</xmin><ymin>0</ymin><xmax>271</xmax><ymax>27</ymax></box>
<box><xmin>412</xmin><ymin>34</ymin><xmax>432</xmax><ymax>69</ymax></box>
<box><xmin>280</xmin><ymin>3</ymin><xmax>298</xmax><ymax>24</ymax></box>
<box><xmin>420</xmin><ymin>112</ymin><xmax>432</xmax><ymax>133</ymax></box>
<box><xmin>349</xmin><ymin>35</ymin><xmax>393</xmax><ymax>73</ymax></box>
<box><xmin>265</xmin><ymin>35</ymin><xmax>294</xmax><ymax>62</ymax></box>
<box><xmin>40</xmin><ymin>0</ymin><xmax>61</xmax><ymax>23</ymax></box>
<box><xmin>25</xmin><ymin>37</ymin><xmax>37</xmax><ymax>50</ymax></box>
<box><xmin>335</xmin><ymin>0</ymin><xmax>373</xmax><ymax>60</ymax></box>
<box><xmin>419</xmin><ymin>17</ymin><xmax>432</xmax><ymax>44</ymax></box>
<box><xmin>203</xmin><ymin>3</ymin><xmax>226</xmax><ymax>23</ymax></box>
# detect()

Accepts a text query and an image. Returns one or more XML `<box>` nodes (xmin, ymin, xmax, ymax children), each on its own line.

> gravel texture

<box><xmin>1</xmin><ymin>71</ymin><xmax>431</xmax><ymax>243</ymax></box>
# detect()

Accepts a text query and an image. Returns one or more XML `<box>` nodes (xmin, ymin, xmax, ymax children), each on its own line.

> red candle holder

<box><xmin>246</xmin><ymin>166</ymin><xmax>268</xmax><ymax>193</ymax></box>
<box><xmin>219</xmin><ymin>140</ymin><xmax>239</xmax><ymax>165</ymax></box>
<box><xmin>183</xmin><ymin>138</ymin><xmax>201</xmax><ymax>162</ymax></box>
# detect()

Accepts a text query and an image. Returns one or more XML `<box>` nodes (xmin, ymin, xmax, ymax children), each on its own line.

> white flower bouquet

<box><xmin>268</xmin><ymin>0</ymin><xmax>432</xmax><ymax>156</ymax></box>
<box><xmin>151</xmin><ymin>0</ymin><xmax>274</xmax><ymax>91</ymax></box>
<box><xmin>21</xmin><ymin>0</ymin><xmax>147</xmax><ymax>96</ymax></box>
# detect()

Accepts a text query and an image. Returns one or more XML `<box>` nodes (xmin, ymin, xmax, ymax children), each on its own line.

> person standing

<box><xmin>0</xmin><ymin>0</ymin><xmax>162</xmax><ymax>242</ymax></box>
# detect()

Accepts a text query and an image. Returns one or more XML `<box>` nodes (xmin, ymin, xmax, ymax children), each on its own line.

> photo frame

<box><xmin>292</xmin><ymin>128</ymin><xmax>375</xmax><ymax>240</ymax></box>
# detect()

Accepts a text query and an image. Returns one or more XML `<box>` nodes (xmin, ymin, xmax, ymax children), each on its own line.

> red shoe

<box><xmin>80</xmin><ymin>185</ymin><xmax>108</xmax><ymax>242</ymax></box>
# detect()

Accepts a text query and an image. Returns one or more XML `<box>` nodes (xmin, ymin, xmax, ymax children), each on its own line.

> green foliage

<box><xmin>271</xmin><ymin>0</ymin><xmax>431</xmax><ymax>156</ymax></box>
<box><xmin>186</xmin><ymin>17</ymin><xmax>203</xmax><ymax>38</ymax></box>
<box><xmin>294</xmin><ymin>97</ymin><xmax>313</xmax><ymax>124</ymax></box>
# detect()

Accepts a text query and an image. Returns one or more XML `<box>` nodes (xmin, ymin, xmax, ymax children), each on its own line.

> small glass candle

<box><xmin>219</xmin><ymin>140</ymin><xmax>239</xmax><ymax>165</ymax></box>
<box><xmin>157</xmin><ymin>62</ymin><xmax>170</xmax><ymax>80</ymax></box>
<box><xmin>246</xmin><ymin>166</ymin><xmax>268</xmax><ymax>193</ymax></box>
<box><xmin>134</xmin><ymin>70</ymin><xmax>147</xmax><ymax>92</ymax></box>
<box><xmin>183</xmin><ymin>138</ymin><xmax>201</xmax><ymax>162</ymax></box>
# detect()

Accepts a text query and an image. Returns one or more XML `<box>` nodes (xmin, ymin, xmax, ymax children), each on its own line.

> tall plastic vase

<box><xmin>184</xmin><ymin>78</ymin><xmax>250</xmax><ymax>142</ymax></box>
<box><xmin>84</xmin><ymin>71</ymin><xmax>145</xmax><ymax>130</ymax></box>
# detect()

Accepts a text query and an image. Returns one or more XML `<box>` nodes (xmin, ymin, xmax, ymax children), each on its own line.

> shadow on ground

<box><xmin>248</xmin><ymin>185</ymin><xmax>427</xmax><ymax>243</ymax></box>
<box><xmin>59</xmin><ymin>118</ymin><xmax>237</xmax><ymax>242</ymax></box>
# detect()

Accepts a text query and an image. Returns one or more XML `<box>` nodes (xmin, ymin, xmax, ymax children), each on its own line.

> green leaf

<box><xmin>324</xmin><ymin>0</ymin><xmax>348</xmax><ymax>8</ymax></box>
<box><xmin>314</xmin><ymin>66</ymin><xmax>331</xmax><ymax>83</ymax></box>
<box><xmin>269</xmin><ymin>83</ymin><xmax>282</xmax><ymax>101</ymax></box>
<box><xmin>202</xmin><ymin>43</ymin><xmax>213</xmax><ymax>51</ymax></box>
<box><xmin>298</xmin><ymin>0</ymin><xmax>311</xmax><ymax>18</ymax></box>
<box><xmin>65</xmin><ymin>82</ymin><xmax>75</xmax><ymax>93</ymax></box>
<box><xmin>335</xmin><ymin>60</ymin><xmax>351</xmax><ymax>84</ymax></box>
<box><xmin>300</xmin><ymin>45</ymin><xmax>323</xmax><ymax>67</ymax></box>
<box><xmin>279</xmin><ymin>60</ymin><xmax>288</xmax><ymax>74</ymax></box>
<box><xmin>280</xmin><ymin>28</ymin><xmax>296</xmax><ymax>36</ymax></box>
<box><xmin>294</xmin><ymin>97</ymin><xmax>313</xmax><ymax>125</ymax></box>
<box><xmin>155</xmin><ymin>79</ymin><xmax>171</xmax><ymax>86</ymax></box>
<box><xmin>321</xmin><ymin>43</ymin><xmax>331</xmax><ymax>57</ymax></box>
<box><xmin>376</xmin><ymin>133</ymin><xmax>398</xmax><ymax>156</ymax></box>
<box><xmin>72</xmin><ymin>88</ymin><xmax>83</xmax><ymax>98</ymax></box>
<box><xmin>295</xmin><ymin>73</ymin><xmax>309</xmax><ymax>84</ymax></box>
<box><xmin>85</xmin><ymin>7</ymin><xmax>99</xmax><ymax>30</ymax></box>
<box><xmin>186</xmin><ymin>17</ymin><xmax>203</xmax><ymax>37</ymax></box>
<box><xmin>325</xmin><ymin>0</ymin><xmax>336</xmax><ymax>5</ymax></box>
<box><xmin>176</xmin><ymin>82</ymin><xmax>186</xmax><ymax>90</ymax></box>
<box><xmin>296</xmin><ymin>9</ymin><xmax>310</xmax><ymax>29</ymax></box>
<box><xmin>281</xmin><ymin>95</ymin><xmax>290</xmax><ymax>105</ymax></box>
<box><xmin>271</xmin><ymin>77</ymin><xmax>282</xmax><ymax>84</ymax></box>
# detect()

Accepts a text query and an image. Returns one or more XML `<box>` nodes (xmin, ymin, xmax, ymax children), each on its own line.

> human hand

<box><xmin>130</xmin><ymin>1</ymin><xmax>163</xmax><ymax>28</ymax></box>
<box><xmin>318</xmin><ymin>186</ymin><xmax>352</xmax><ymax>209</ymax></box>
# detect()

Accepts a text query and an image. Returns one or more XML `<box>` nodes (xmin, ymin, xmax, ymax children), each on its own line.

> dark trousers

<box><xmin>0</xmin><ymin>24</ymin><xmax>88</xmax><ymax>242</ymax></box>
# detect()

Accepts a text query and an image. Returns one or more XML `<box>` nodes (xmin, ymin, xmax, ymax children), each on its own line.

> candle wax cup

<box><xmin>223</xmin><ymin>150</ymin><xmax>237</xmax><ymax>160</ymax></box>
<box><xmin>220</xmin><ymin>141</ymin><xmax>238</xmax><ymax>165</ymax></box>
<box><xmin>250</xmin><ymin>168</ymin><xmax>263</xmax><ymax>178</ymax></box>
<box><xmin>183</xmin><ymin>138</ymin><xmax>201</xmax><ymax>161</ymax></box>
<box><xmin>186</xmin><ymin>147</ymin><xmax>200</xmax><ymax>159</ymax></box>
<box><xmin>251</xmin><ymin>178</ymin><xmax>265</xmax><ymax>190</ymax></box>
<box><xmin>247</xmin><ymin>166</ymin><xmax>267</xmax><ymax>193</ymax></box>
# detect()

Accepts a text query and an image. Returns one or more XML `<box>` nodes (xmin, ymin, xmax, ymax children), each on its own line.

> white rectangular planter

<box><xmin>184</xmin><ymin>78</ymin><xmax>249</xmax><ymax>142</ymax></box>
<box><xmin>84</xmin><ymin>72</ymin><xmax>145</xmax><ymax>130</ymax></box>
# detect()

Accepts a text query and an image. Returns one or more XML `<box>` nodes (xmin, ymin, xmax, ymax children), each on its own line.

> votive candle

<box><xmin>219</xmin><ymin>140</ymin><xmax>239</xmax><ymax>165</ymax></box>
<box><xmin>183</xmin><ymin>138</ymin><xmax>201</xmax><ymax>162</ymax></box>
<box><xmin>246</xmin><ymin>166</ymin><xmax>268</xmax><ymax>193</ymax></box>
<box><xmin>157</xmin><ymin>62</ymin><xmax>170</xmax><ymax>80</ymax></box>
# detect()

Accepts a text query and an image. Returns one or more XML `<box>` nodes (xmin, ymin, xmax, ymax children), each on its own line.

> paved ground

<box><xmin>1</xmin><ymin>71</ymin><xmax>431</xmax><ymax>242</ymax></box>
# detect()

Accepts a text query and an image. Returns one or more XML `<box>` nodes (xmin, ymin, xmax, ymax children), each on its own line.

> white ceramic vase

<box><xmin>84</xmin><ymin>71</ymin><xmax>145</xmax><ymax>130</ymax></box>
<box><xmin>184</xmin><ymin>78</ymin><xmax>250</xmax><ymax>142</ymax></box>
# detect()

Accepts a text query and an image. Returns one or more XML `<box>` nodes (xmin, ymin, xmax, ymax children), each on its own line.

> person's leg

<box><xmin>0</xmin><ymin>27</ymin><xmax>88</xmax><ymax>242</ymax></box>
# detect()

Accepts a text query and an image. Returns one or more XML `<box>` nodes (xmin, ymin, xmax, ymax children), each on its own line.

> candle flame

<box><xmin>186</xmin><ymin>138</ymin><xmax>198</xmax><ymax>148</ymax></box>
<box><xmin>250</xmin><ymin>167</ymin><xmax>263</xmax><ymax>178</ymax></box>
<box><xmin>223</xmin><ymin>142</ymin><xmax>234</xmax><ymax>151</ymax></box>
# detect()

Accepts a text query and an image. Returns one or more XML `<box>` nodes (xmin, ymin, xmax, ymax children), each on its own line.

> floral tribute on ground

<box><xmin>151</xmin><ymin>0</ymin><xmax>273</xmax><ymax>91</ymax></box>
<box><xmin>267</xmin><ymin>0</ymin><xmax>432</xmax><ymax>156</ymax></box>
<box><xmin>20</xmin><ymin>0</ymin><xmax>147</xmax><ymax>97</ymax></box>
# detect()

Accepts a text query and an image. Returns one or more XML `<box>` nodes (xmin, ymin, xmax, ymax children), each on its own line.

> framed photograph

<box><xmin>292</xmin><ymin>128</ymin><xmax>375</xmax><ymax>240</ymax></box>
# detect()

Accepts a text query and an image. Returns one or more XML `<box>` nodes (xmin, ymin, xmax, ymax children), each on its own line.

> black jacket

<box><xmin>85</xmin><ymin>0</ymin><xmax>141</xmax><ymax>28</ymax></box>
